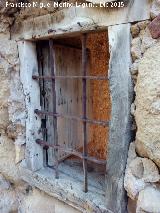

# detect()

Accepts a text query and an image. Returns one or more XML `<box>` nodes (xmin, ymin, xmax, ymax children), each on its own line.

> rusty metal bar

<box><xmin>36</xmin><ymin>139</ymin><xmax>106</xmax><ymax>165</ymax></box>
<box><xmin>32</xmin><ymin>75</ymin><xmax>108</xmax><ymax>80</ymax></box>
<box><xmin>49</xmin><ymin>39</ymin><xmax>59</xmax><ymax>179</ymax></box>
<box><xmin>34</xmin><ymin>109</ymin><xmax>110</xmax><ymax>127</ymax></box>
<box><xmin>82</xmin><ymin>34</ymin><xmax>88</xmax><ymax>193</ymax></box>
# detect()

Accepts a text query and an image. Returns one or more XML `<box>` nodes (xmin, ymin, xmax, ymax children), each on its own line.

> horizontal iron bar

<box><xmin>36</xmin><ymin>139</ymin><xmax>106</xmax><ymax>165</ymax></box>
<box><xmin>32</xmin><ymin>75</ymin><xmax>108</xmax><ymax>80</ymax></box>
<box><xmin>35</xmin><ymin>109</ymin><xmax>110</xmax><ymax>127</ymax></box>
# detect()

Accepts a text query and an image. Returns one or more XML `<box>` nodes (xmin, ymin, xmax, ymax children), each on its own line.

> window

<box><xmin>18</xmin><ymin>23</ymin><xmax>132</xmax><ymax>212</ymax></box>
<box><xmin>32</xmin><ymin>32</ymin><xmax>111</xmax><ymax>192</ymax></box>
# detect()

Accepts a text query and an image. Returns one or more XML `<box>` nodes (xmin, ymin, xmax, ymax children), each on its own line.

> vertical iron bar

<box><xmin>49</xmin><ymin>39</ymin><xmax>59</xmax><ymax>179</ymax></box>
<box><xmin>82</xmin><ymin>34</ymin><xmax>88</xmax><ymax>192</ymax></box>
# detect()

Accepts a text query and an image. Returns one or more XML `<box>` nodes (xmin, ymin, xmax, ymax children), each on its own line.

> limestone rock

<box><xmin>127</xmin><ymin>142</ymin><xmax>137</xmax><ymax>166</ymax></box>
<box><xmin>142</xmin><ymin>158</ymin><xmax>160</xmax><ymax>182</ymax></box>
<box><xmin>131</xmin><ymin>24</ymin><xmax>140</xmax><ymax>38</ymax></box>
<box><xmin>131</xmin><ymin>37</ymin><xmax>142</xmax><ymax>61</ymax></box>
<box><xmin>0</xmin><ymin>174</ymin><xmax>19</xmax><ymax>213</ymax></box>
<box><xmin>124</xmin><ymin>165</ymin><xmax>146</xmax><ymax>200</ymax></box>
<box><xmin>131</xmin><ymin>21</ymin><xmax>150</xmax><ymax>39</ymax></box>
<box><xmin>149</xmin><ymin>14</ymin><xmax>160</xmax><ymax>39</ymax></box>
<box><xmin>130</xmin><ymin>158</ymin><xmax>144</xmax><ymax>179</ymax></box>
<box><xmin>7</xmin><ymin>123</ymin><xmax>19</xmax><ymax>140</ymax></box>
<box><xmin>140</xmin><ymin>27</ymin><xmax>158</xmax><ymax>54</ymax></box>
<box><xmin>0</xmin><ymin>0</ymin><xmax>18</xmax><ymax>15</ymax></box>
<box><xmin>0</xmin><ymin>39</ymin><xmax>26</xmax><ymax>180</ymax></box>
<box><xmin>19</xmin><ymin>188</ymin><xmax>80</xmax><ymax>213</ymax></box>
<box><xmin>135</xmin><ymin>42</ymin><xmax>160</xmax><ymax>168</ymax></box>
<box><xmin>0</xmin><ymin>40</ymin><xmax>18</xmax><ymax>65</ymax></box>
<box><xmin>137</xmin><ymin>186</ymin><xmax>160</xmax><ymax>213</ymax></box>
<box><xmin>138</xmin><ymin>21</ymin><xmax>150</xmax><ymax>31</ymax></box>
<box><xmin>124</xmin><ymin>144</ymin><xmax>144</xmax><ymax>200</ymax></box>
<box><xmin>131</xmin><ymin>158</ymin><xmax>160</xmax><ymax>183</ymax></box>
<box><xmin>0</xmin><ymin>135</ymin><xmax>20</xmax><ymax>181</ymax></box>
<box><xmin>7</xmin><ymin>123</ymin><xmax>25</xmax><ymax>143</ymax></box>
<box><xmin>0</xmin><ymin>40</ymin><xmax>19</xmax><ymax>131</ymax></box>
<box><xmin>151</xmin><ymin>99</ymin><xmax>160</xmax><ymax>114</ymax></box>
<box><xmin>124</xmin><ymin>156</ymin><xmax>160</xmax><ymax>200</ymax></box>
<box><xmin>3</xmin><ymin>40</ymin><xmax>26</xmax><ymax>147</ymax></box>
<box><xmin>15</xmin><ymin>144</ymin><xmax>25</xmax><ymax>164</ymax></box>
<box><xmin>131</xmin><ymin>103</ymin><xmax>136</xmax><ymax>116</ymax></box>
<box><xmin>0</xmin><ymin>174</ymin><xmax>10</xmax><ymax>191</ymax></box>
<box><xmin>150</xmin><ymin>0</ymin><xmax>160</xmax><ymax>19</ymax></box>
<box><xmin>0</xmin><ymin>190</ymin><xmax>18</xmax><ymax>213</ymax></box>
<box><xmin>130</xmin><ymin>60</ymin><xmax>140</xmax><ymax>75</ymax></box>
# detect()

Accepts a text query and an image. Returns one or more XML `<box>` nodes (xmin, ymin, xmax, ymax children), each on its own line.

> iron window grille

<box><xmin>32</xmin><ymin>34</ymin><xmax>110</xmax><ymax>192</ymax></box>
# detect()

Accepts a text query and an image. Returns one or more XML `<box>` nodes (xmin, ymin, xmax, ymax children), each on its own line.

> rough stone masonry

<box><xmin>125</xmin><ymin>1</ymin><xmax>160</xmax><ymax>212</ymax></box>
<box><xmin>0</xmin><ymin>0</ymin><xmax>160</xmax><ymax>213</ymax></box>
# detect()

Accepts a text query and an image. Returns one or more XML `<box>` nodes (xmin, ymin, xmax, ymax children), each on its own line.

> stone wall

<box><xmin>1</xmin><ymin>0</ymin><xmax>160</xmax><ymax>212</ymax></box>
<box><xmin>0</xmin><ymin>173</ymin><xmax>80</xmax><ymax>213</ymax></box>
<box><xmin>124</xmin><ymin>1</ymin><xmax>160</xmax><ymax>212</ymax></box>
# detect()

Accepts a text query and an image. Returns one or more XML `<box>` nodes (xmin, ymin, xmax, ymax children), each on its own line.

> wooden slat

<box><xmin>18</xmin><ymin>41</ymin><xmax>43</xmax><ymax>171</ymax></box>
<box><xmin>54</xmin><ymin>45</ymin><xmax>84</xmax><ymax>160</ymax></box>
<box><xmin>37</xmin><ymin>43</ymin><xmax>91</xmax><ymax>163</ymax></box>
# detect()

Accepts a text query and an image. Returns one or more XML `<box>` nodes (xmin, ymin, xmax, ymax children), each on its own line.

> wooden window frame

<box><xmin>18</xmin><ymin>24</ymin><xmax>133</xmax><ymax>212</ymax></box>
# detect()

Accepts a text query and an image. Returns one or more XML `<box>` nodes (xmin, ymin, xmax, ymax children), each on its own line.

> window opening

<box><xmin>33</xmin><ymin>32</ymin><xmax>110</xmax><ymax>192</ymax></box>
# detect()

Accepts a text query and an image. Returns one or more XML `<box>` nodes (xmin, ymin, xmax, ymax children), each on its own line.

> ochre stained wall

<box><xmin>87</xmin><ymin>31</ymin><xmax>111</xmax><ymax>160</ymax></box>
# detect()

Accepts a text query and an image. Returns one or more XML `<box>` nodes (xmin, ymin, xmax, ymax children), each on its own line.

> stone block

<box><xmin>149</xmin><ymin>14</ymin><xmax>160</xmax><ymax>39</ymax></box>
<box><xmin>124</xmin><ymin>156</ymin><xmax>160</xmax><ymax>200</ymax></box>
<box><xmin>135</xmin><ymin>42</ymin><xmax>160</xmax><ymax>169</ymax></box>
<box><xmin>137</xmin><ymin>186</ymin><xmax>160</xmax><ymax>213</ymax></box>
<box><xmin>131</xmin><ymin>37</ymin><xmax>142</xmax><ymax>61</ymax></box>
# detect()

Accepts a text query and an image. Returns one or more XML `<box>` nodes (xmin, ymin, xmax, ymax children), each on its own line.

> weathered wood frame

<box><xmin>18</xmin><ymin>41</ymin><xmax>44</xmax><ymax>171</ymax></box>
<box><xmin>106</xmin><ymin>23</ymin><xmax>133</xmax><ymax>213</ymax></box>
<box><xmin>18</xmin><ymin>24</ymin><xmax>133</xmax><ymax>212</ymax></box>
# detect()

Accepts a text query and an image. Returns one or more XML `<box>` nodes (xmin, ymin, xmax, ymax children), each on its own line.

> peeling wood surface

<box><xmin>18</xmin><ymin>41</ymin><xmax>44</xmax><ymax>171</ymax></box>
<box><xmin>54</xmin><ymin>46</ymin><xmax>84</xmax><ymax>160</ymax></box>
<box><xmin>12</xmin><ymin>0</ymin><xmax>151</xmax><ymax>40</ymax></box>
<box><xmin>106</xmin><ymin>23</ymin><xmax>133</xmax><ymax>213</ymax></box>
